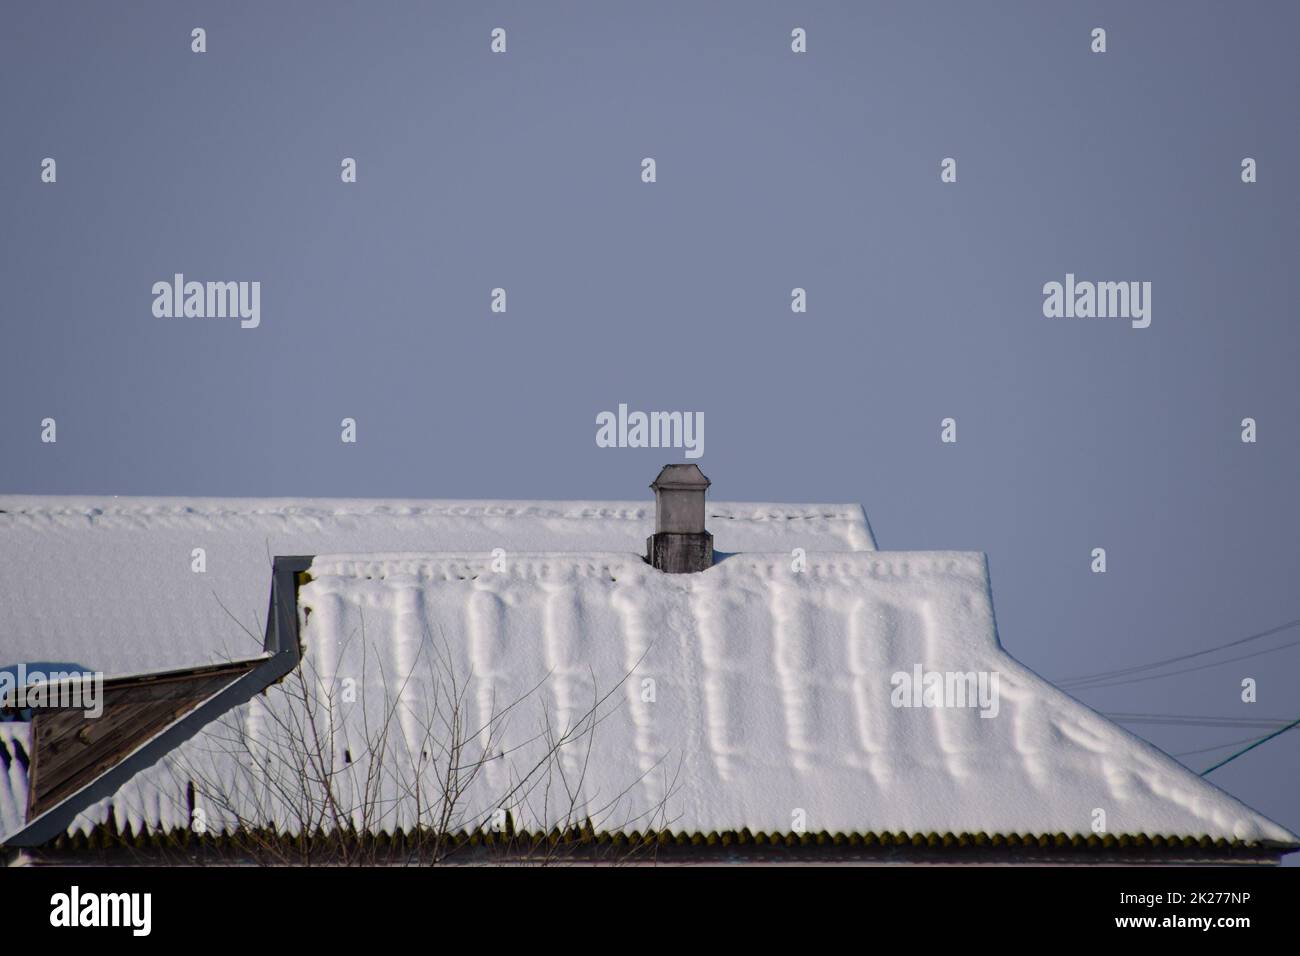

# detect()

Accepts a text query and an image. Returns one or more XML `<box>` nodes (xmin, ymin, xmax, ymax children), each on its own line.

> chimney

<box><xmin>646</xmin><ymin>464</ymin><xmax>713</xmax><ymax>573</ymax></box>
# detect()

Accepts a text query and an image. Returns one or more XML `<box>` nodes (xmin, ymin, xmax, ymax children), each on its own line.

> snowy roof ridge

<box><xmin>305</xmin><ymin>549</ymin><xmax>980</xmax><ymax>584</ymax></box>
<box><xmin>0</xmin><ymin>495</ymin><xmax>869</xmax><ymax>524</ymax></box>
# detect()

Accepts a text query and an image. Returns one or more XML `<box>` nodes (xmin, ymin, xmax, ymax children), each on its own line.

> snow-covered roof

<box><xmin>8</xmin><ymin>548</ymin><xmax>1293</xmax><ymax>848</ymax></box>
<box><xmin>0</xmin><ymin>495</ymin><xmax>874</xmax><ymax>675</ymax></box>
<box><xmin>0</xmin><ymin>494</ymin><xmax>1292</xmax><ymax>852</ymax></box>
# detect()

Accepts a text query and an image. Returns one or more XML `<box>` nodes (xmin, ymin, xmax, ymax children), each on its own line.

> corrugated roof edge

<box><xmin>19</xmin><ymin>826</ymin><xmax>1297</xmax><ymax>864</ymax></box>
<box><xmin>0</xmin><ymin>556</ymin><xmax>311</xmax><ymax>848</ymax></box>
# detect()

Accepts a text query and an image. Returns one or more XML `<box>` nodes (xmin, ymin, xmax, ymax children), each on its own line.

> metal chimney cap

<box><xmin>650</xmin><ymin>463</ymin><xmax>711</xmax><ymax>491</ymax></box>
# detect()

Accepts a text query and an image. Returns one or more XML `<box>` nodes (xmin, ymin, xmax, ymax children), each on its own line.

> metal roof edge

<box><xmin>20</xmin><ymin>826</ymin><xmax>1298</xmax><ymax>865</ymax></box>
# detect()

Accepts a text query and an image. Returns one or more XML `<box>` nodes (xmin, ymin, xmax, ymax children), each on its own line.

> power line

<box><xmin>1045</xmin><ymin>619</ymin><xmax>1300</xmax><ymax>772</ymax></box>
<box><xmin>1200</xmin><ymin>717</ymin><xmax>1300</xmax><ymax>776</ymax></box>
<box><xmin>1061</xmin><ymin>636</ymin><xmax>1300</xmax><ymax>692</ymax></box>
<box><xmin>1056</xmin><ymin>618</ymin><xmax>1300</xmax><ymax>689</ymax></box>
<box><xmin>1104</xmin><ymin>712</ymin><xmax>1295</xmax><ymax>730</ymax></box>
<box><xmin>1174</xmin><ymin>734</ymin><xmax>1276</xmax><ymax>758</ymax></box>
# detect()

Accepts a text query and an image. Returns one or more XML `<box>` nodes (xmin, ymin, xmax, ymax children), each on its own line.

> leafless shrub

<box><xmin>156</xmin><ymin>616</ymin><xmax>682</xmax><ymax>865</ymax></box>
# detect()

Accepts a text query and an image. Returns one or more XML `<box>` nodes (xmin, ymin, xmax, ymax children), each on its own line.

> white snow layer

<box><xmin>0</xmin><ymin>495</ymin><xmax>874</xmax><ymax>675</ymax></box>
<box><xmin>0</xmin><ymin>724</ymin><xmax>30</xmax><ymax>835</ymax></box>
<box><xmin>30</xmin><ymin>550</ymin><xmax>1297</xmax><ymax>845</ymax></box>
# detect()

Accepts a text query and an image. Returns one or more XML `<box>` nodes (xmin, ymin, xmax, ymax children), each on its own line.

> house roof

<box><xmin>4</xmin><ymin>544</ymin><xmax>1293</xmax><ymax>849</ymax></box>
<box><xmin>0</xmin><ymin>495</ymin><xmax>875</xmax><ymax>675</ymax></box>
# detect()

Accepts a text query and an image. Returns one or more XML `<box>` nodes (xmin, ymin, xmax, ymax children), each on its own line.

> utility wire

<box><xmin>1061</xmin><ymin>636</ymin><xmax>1300</xmax><ymax>692</ymax></box>
<box><xmin>1104</xmin><ymin>712</ymin><xmax>1295</xmax><ymax>730</ymax></box>
<box><xmin>1056</xmin><ymin>618</ymin><xmax>1300</xmax><ymax>689</ymax></box>
<box><xmin>1047</xmin><ymin>619</ymin><xmax>1300</xmax><ymax>771</ymax></box>
<box><xmin>1174</xmin><ymin>734</ymin><xmax>1279</xmax><ymax>758</ymax></box>
<box><xmin>1201</xmin><ymin>717</ymin><xmax>1300</xmax><ymax>776</ymax></box>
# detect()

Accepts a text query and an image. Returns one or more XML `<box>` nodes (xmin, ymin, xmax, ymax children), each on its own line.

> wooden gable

<box><xmin>23</xmin><ymin>661</ymin><xmax>256</xmax><ymax>821</ymax></box>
